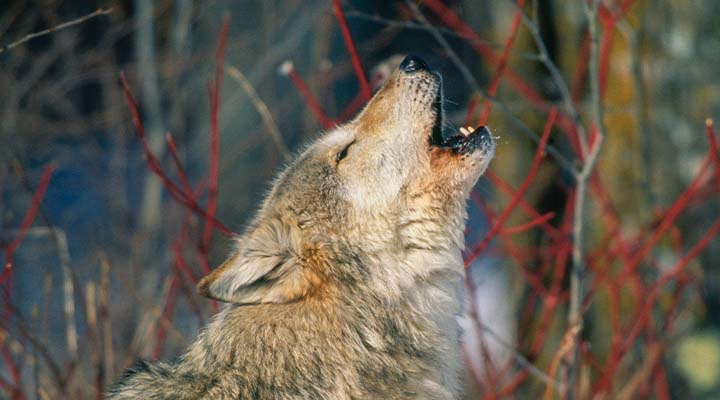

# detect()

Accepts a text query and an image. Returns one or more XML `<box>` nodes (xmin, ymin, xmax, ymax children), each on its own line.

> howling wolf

<box><xmin>109</xmin><ymin>55</ymin><xmax>495</xmax><ymax>399</ymax></box>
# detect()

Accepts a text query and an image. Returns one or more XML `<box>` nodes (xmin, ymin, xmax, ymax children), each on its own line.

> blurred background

<box><xmin>1</xmin><ymin>0</ymin><xmax>719</xmax><ymax>398</ymax></box>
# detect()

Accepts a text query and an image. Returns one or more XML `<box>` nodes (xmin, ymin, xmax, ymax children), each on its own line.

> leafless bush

<box><xmin>1</xmin><ymin>1</ymin><xmax>719</xmax><ymax>399</ymax></box>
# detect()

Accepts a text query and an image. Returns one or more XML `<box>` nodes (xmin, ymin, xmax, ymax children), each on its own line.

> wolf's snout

<box><xmin>399</xmin><ymin>55</ymin><xmax>430</xmax><ymax>73</ymax></box>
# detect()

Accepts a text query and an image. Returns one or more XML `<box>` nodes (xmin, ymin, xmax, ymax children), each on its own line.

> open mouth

<box><xmin>429</xmin><ymin>84</ymin><xmax>492</xmax><ymax>155</ymax></box>
<box><xmin>396</xmin><ymin>54</ymin><xmax>493</xmax><ymax>155</ymax></box>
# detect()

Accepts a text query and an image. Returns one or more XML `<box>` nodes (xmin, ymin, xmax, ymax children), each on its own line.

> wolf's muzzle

<box><xmin>396</xmin><ymin>55</ymin><xmax>493</xmax><ymax>156</ymax></box>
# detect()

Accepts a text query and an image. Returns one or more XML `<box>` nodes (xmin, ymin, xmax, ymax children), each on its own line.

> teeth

<box><xmin>459</xmin><ymin>126</ymin><xmax>475</xmax><ymax>137</ymax></box>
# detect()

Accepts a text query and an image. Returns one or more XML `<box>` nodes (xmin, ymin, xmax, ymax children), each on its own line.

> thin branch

<box><xmin>705</xmin><ymin>119</ymin><xmax>720</xmax><ymax>192</ymax></box>
<box><xmin>332</xmin><ymin>0</ymin><xmax>371</xmax><ymax>101</ymax></box>
<box><xmin>543</xmin><ymin>323</ymin><xmax>581</xmax><ymax>400</ymax></box>
<box><xmin>626</xmin><ymin>216</ymin><xmax>720</xmax><ymax>349</ymax></box>
<box><xmin>119</xmin><ymin>72</ymin><xmax>235</xmax><ymax>236</ymax></box>
<box><xmin>566</xmin><ymin>1</ymin><xmax>606</xmax><ymax>397</ymax></box>
<box><xmin>202</xmin><ymin>14</ymin><xmax>230</xmax><ymax>254</ymax></box>
<box><xmin>5</xmin><ymin>165</ymin><xmax>55</xmax><ymax>258</ymax></box>
<box><xmin>465</xmin><ymin>108</ymin><xmax>558</xmax><ymax>266</ymax></box>
<box><xmin>152</xmin><ymin>276</ymin><xmax>179</xmax><ymax>359</ymax></box>
<box><xmin>84</xmin><ymin>281</ymin><xmax>103</xmax><ymax>400</ymax></box>
<box><xmin>0</xmin><ymin>299</ymin><xmax>66</xmax><ymax>394</ymax></box>
<box><xmin>511</xmin><ymin>1</ymin><xmax>588</xmax><ymax>156</ymax></box>
<box><xmin>226</xmin><ymin>64</ymin><xmax>289</xmax><ymax>157</ymax></box>
<box><xmin>477</xmin><ymin>0</ymin><xmax>526</xmax><ymax>126</ymax></box>
<box><xmin>54</xmin><ymin>229</ymin><xmax>78</xmax><ymax>360</ymax></box>
<box><xmin>279</xmin><ymin>61</ymin><xmax>335</xmax><ymax>129</ymax></box>
<box><xmin>98</xmin><ymin>254</ymin><xmax>114</xmax><ymax>386</ymax></box>
<box><xmin>0</xmin><ymin>8</ymin><xmax>113</xmax><ymax>54</ymax></box>
<box><xmin>134</xmin><ymin>0</ymin><xmax>166</xmax><ymax>231</ymax></box>
<box><xmin>620</xmin><ymin>148</ymin><xmax>715</xmax><ymax>276</ymax></box>
<box><xmin>1</xmin><ymin>162</ymin><xmax>55</xmax><ymax>391</ymax></box>
<box><xmin>165</xmin><ymin>133</ymin><xmax>194</xmax><ymax>196</ymax></box>
<box><xmin>485</xmin><ymin>171</ymin><xmax>563</xmax><ymax>239</ymax></box>
<box><xmin>500</xmin><ymin>212</ymin><xmax>555</xmax><ymax>235</ymax></box>
<box><xmin>474</xmin><ymin>319</ymin><xmax>565</xmax><ymax>394</ymax></box>
<box><xmin>343</xmin><ymin>11</ymin><xmax>543</xmax><ymax>60</ymax></box>
<box><xmin>593</xmin><ymin>214</ymin><xmax>720</xmax><ymax>394</ymax></box>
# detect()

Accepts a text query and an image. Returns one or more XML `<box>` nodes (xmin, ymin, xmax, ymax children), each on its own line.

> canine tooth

<box><xmin>459</xmin><ymin>127</ymin><xmax>470</xmax><ymax>136</ymax></box>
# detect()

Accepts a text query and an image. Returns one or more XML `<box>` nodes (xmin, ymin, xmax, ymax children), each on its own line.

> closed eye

<box><xmin>336</xmin><ymin>141</ymin><xmax>355</xmax><ymax>164</ymax></box>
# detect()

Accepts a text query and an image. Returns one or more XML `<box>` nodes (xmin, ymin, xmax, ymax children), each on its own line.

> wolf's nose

<box><xmin>399</xmin><ymin>55</ymin><xmax>429</xmax><ymax>72</ymax></box>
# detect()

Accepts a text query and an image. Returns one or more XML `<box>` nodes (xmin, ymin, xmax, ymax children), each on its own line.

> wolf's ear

<box><xmin>197</xmin><ymin>218</ymin><xmax>317</xmax><ymax>304</ymax></box>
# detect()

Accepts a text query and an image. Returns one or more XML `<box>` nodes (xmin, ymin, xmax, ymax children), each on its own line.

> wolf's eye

<box><xmin>336</xmin><ymin>141</ymin><xmax>354</xmax><ymax>164</ymax></box>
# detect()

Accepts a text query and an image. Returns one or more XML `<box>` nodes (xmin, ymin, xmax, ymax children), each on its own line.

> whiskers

<box><xmin>440</xmin><ymin>98</ymin><xmax>460</xmax><ymax>107</ymax></box>
<box><xmin>491</xmin><ymin>134</ymin><xmax>506</xmax><ymax>146</ymax></box>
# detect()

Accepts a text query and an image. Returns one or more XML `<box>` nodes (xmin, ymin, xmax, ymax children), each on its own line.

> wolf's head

<box><xmin>198</xmin><ymin>55</ymin><xmax>494</xmax><ymax>304</ymax></box>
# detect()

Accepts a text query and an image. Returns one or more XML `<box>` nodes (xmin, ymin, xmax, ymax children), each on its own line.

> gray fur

<box><xmin>109</xmin><ymin>60</ymin><xmax>494</xmax><ymax>399</ymax></box>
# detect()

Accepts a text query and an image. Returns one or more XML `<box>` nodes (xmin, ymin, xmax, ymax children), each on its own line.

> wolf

<box><xmin>109</xmin><ymin>55</ymin><xmax>495</xmax><ymax>399</ymax></box>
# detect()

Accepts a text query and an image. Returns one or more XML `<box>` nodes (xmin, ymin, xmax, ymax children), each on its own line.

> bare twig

<box><xmin>500</xmin><ymin>212</ymin><xmax>555</xmax><ymax>235</ymax></box>
<box><xmin>543</xmin><ymin>323</ymin><xmax>581</xmax><ymax>400</ymax></box>
<box><xmin>226</xmin><ymin>64</ymin><xmax>289</xmax><ymax>157</ymax></box>
<box><xmin>332</xmin><ymin>0</ymin><xmax>371</xmax><ymax>100</ymax></box>
<box><xmin>98</xmin><ymin>254</ymin><xmax>114</xmax><ymax>385</ymax></box>
<box><xmin>566</xmin><ymin>1</ymin><xmax>606</xmax><ymax>398</ymax></box>
<box><xmin>614</xmin><ymin>343</ymin><xmax>662</xmax><ymax>400</ymax></box>
<box><xmin>119</xmin><ymin>73</ymin><xmax>235</xmax><ymax>236</ymax></box>
<box><xmin>0</xmin><ymin>8</ymin><xmax>112</xmax><ymax>54</ymax></box>
<box><xmin>53</xmin><ymin>229</ymin><xmax>78</xmax><ymax>361</ymax></box>
<box><xmin>202</xmin><ymin>14</ymin><xmax>231</xmax><ymax>258</ymax></box>
<box><xmin>344</xmin><ymin>11</ymin><xmax>543</xmax><ymax>60</ymax></box>
<box><xmin>511</xmin><ymin>1</ymin><xmax>588</xmax><ymax>156</ymax></box>
<box><xmin>476</xmin><ymin>0</ymin><xmax>527</xmax><ymax>126</ymax></box>
<box><xmin>32</xmin><ymin>304</ymin><xmax>40</xmax><ymax>400</ymax></box>
<box><xmin>134</xmin><ymin>0</ymin><xmax>166</xmax><ymax>232</ymax></box>
<box><xmin>84</xmin><ymin>281</ymin><xmax>103</xmax><ymax>399</ymax></box>
<box><xmin>705</xmin><ymin>119</ymin><xmax>720</xmax><ymax>191</ymax></box>
<box><xmin>0</xmin><ymin>300</ymin><xmax>66</xmax><ymax>395</ymax></box>
<box><xmin>279</xmin><ymin>61</ymin><xmax>336</xmax><ymax>129</ymax></box>
<box><xmin>473</xmin><ymin>318</ymin><xmax>565</xmax><ymax>394</ymax></box>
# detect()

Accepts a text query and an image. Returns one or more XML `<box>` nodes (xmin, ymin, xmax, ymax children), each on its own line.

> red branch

<box><xmin>463</xmin><ymin>95</ymin><xmax>480</xmax><ymax>126</ymax></box>
<box><xmin>571</xmin><ymin>33</ymin><xmax>591</xmax><ymax>103</ymax></box>
<box><xmin>152</xmin><ymin>275</ymin><xmax>179</xmax><ymax>360</ymax></box>
<box><xmin>332</xmin><ymin>0</ymin><xmax>371</xmax><ymax>101</ymax></box>
<box><xmin>593</xmin><ymin>214</ymin><xmax>720</xmax><ymax>395</ymax></box>
<box><xmin>477</xmin><ymin>0</ymin><xmax>526</xmax><ymax>126</ymax></box>
<box><xmin>165</xmin><ymin>133</ymin><xmax>193</xmax><ymax>196</ymax></box>
<box><xmin>705</xmin><ymin>118</ymin><xmax>720</xmax><ymax>192</ymax></box>
<box><xmin>484</xmin><ymin>171</ymin><xmax>562</xmax><ymax>239</ymax></box>
<box><xmin>280</xmin><ymin>61</ymin><xmax>335</xmax><ymax>129</ymax></box>
<box><xmin>622</xmin><ymin>147</ymin><xmax>714</xmax><ymax>276</ymax></box>
<box><xmin>1</xmin><ymin>164</ymin><xmax>53</xmax><ymax>400</ymax></box>
<box><xmin>2</xmin><ymin>165</ymin><xmax>55</xmax><ymax>286</ymax></box>
<box><xmin>203</xmin><ymin>15</ymin><xmax>230</xmax><ymax>253</ymax></box>
<box><xmin>500</xmin><ymin>212</ymin><xmax>555</xmax><ymax>235</ymax></box>
<box><xmin>119</xmin><ymin>72</ymin><xmax>234</xmax><ymax>237</ymax></box>
<box><xmin>338</xmin><ymin>91</ymin><xmax>368</xmax><ymax>122</ymax></box>
<box><xmin>465</xmin><ymin>108</ymin><xmax>557</xmax><ymax>267</ymax></box>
